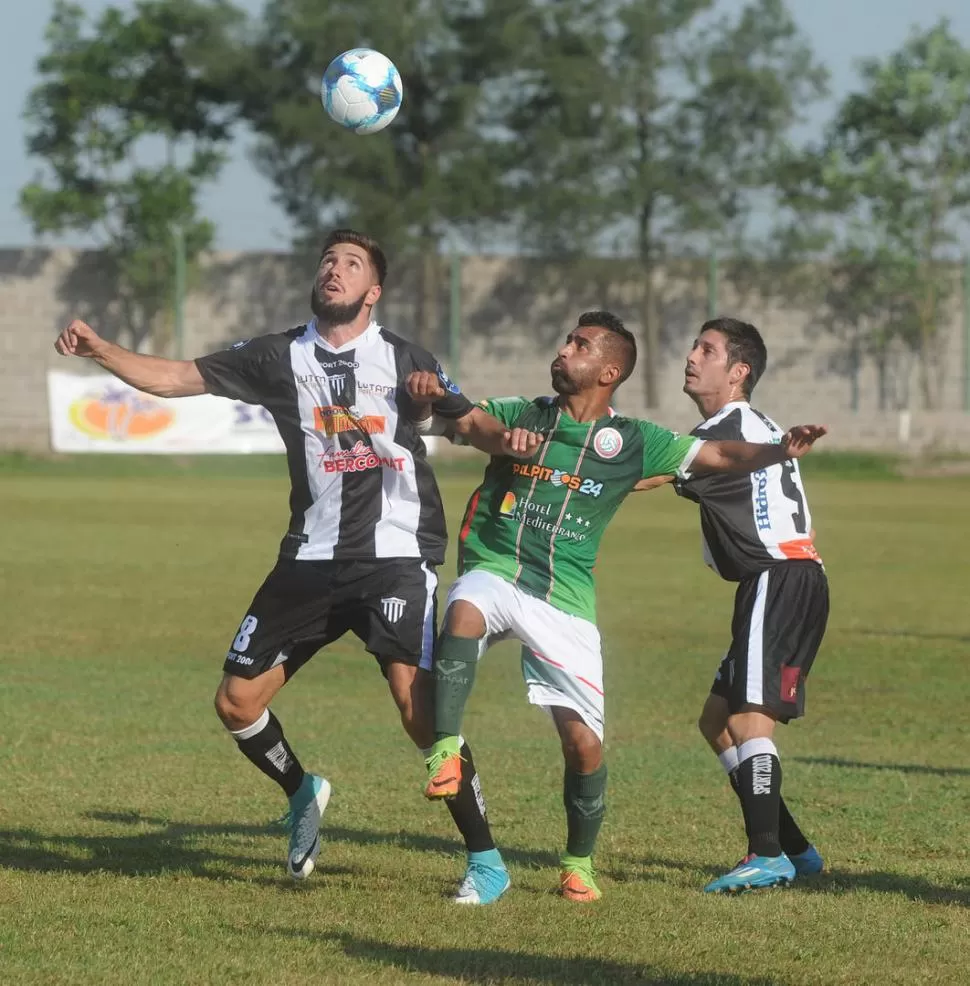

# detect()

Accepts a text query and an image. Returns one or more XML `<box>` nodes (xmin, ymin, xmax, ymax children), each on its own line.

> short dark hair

<box><xmin>700</xmin><ymin>317</ymin><xmax>767</xmax><ymax>397</ymax></box>
<box><xmin>320</xmin><ymin>228</ymin><xmax>388</xmax><ymax>285</ymax></box>
<box><xmin>577</xmin><ymin>310</ymin><xmax>637</xmax><ymax>388</ymax></box>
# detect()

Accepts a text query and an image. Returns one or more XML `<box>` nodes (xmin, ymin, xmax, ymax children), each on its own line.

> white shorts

<box><xmin>446</xmin><ymin>569</ymin><xmax>605</xmax><ymax>740</ymax></box>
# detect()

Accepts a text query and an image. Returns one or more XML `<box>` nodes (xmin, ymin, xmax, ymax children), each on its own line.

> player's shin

<box><xmin>443</xmin><ymin>742</ymin><xmax>496</xmax><ymax>852</ymax></box>
<box><xmin>563</xmin><ymin>763</ymin><xmax>608</xmax><ymax>857</ymax></box>
<box><xmin>229</xmin><ymin>708</ymin><xmax>305</xmax><ymax>797</ymax></box>
<box><xmin>433</xmin><ymin>633</ymin><xmax>481</xmax><ymax>739</ymax></box>
<box><xmin>736</xmin><ymin>738</ymin><xmax>783</xmax><ymax>858</ymax></box>
<box><xmin>724</xmin><ymin>742</ymin><xmax>808</xmax><ymax>856</ymax></box>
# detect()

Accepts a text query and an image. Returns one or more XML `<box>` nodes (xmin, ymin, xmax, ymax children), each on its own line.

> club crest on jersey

<box><xmin>593</xmin><ymin>427</ymin><xmax>623</xmax><ymax>459</ymax></box>
<box><xmin>381</xmin><ymin>597</ymin><xmax>407</xmax><ymax>623</ymax></box>
<box><xmin>436</xmin><ymin>366</ymin><xmax>461</xmax><ymax>394</ymax></box>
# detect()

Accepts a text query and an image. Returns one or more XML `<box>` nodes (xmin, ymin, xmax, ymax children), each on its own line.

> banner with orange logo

<box><xmin>47</xmin><ymin>371</ymin><xmax>285</xmax><ymax>454</ymax></box>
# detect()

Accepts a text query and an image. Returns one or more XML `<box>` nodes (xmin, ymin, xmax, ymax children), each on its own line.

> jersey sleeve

<box><xmin>195</xmin><ymin>335</ymin><xmax>286</xmax><ymax>405</ymax></box>
<box><xmin>401</xmin><ymin>347</ymin><xmax>475</xmax><ymax>420</ymax></box>
<box><xmin>476</xmin><ymin>396</ymin><xmax>531</xmax><ymax>428</ymax></box>
<box><xmin>637</xmin><ymin>420</ymin><xmax>703</xmax><ymax>479</ymax></box>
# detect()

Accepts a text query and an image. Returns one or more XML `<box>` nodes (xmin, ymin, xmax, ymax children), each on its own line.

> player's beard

<box><xmin>551</xmin><ymin>362</ymin><xmax>585</xmax><ymax>395</ymax></box>
<box><xmin>311</xmin><ymin>286</ymin><xmax>369</xmax><ymax>327</ymax></box>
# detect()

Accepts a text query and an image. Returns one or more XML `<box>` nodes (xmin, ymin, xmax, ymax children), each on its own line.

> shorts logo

<box><xmin>381</xmin><ymin>597</ymin><xmax>407</xmax><ymax>623</ymax></box>
<box><xmin>593</xmin><ymin>427</ymin><xmax>623</xmax><ymax>459</ymax></box>
<box><xmin>781</xmin><ymin>665</ymin><xmax>800</xmax><ymax>702</ymax></box>
<box><xmin>436</xmin><ymin>366</ymin><xmax>461</xmax><ymax>394</ymax></box>
<box><xmin>314</xmin><ymin>405</ymin><xmax>385</xmax><ymax>436</ymax></box>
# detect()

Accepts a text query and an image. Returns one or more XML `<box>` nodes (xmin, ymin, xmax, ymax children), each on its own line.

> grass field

<box><xmin>1</xmin><ymin>453</ymin><xmax>968</xmax><ymax>986</ymax></box>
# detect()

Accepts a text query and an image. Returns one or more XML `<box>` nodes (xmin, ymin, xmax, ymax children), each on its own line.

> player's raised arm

<box><xmin>691</xmin><ymin>424</ymin><xmax>828</xmax><ymax>474</ymax></box>
<box><xmin>54</xmin><ymin>318</ymin><xmax>206</xmax><ymax>398</ymax></box>
<box><xmin>404</xmin><ymin>370</ymin><xmax>541</xmax><ymax>459</ymax></box>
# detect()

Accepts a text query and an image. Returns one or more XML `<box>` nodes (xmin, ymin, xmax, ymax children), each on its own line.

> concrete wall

<box><xmin>3</xmin><ymin>246</ymin><xmax>969</xmax><ymax>453</ymax></box>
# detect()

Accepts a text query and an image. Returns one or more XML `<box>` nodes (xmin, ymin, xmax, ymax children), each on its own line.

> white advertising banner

<box><xmin>46</xmin><ymin>371</ymin><xmax>285</xmax><ymax>454</ymax></box>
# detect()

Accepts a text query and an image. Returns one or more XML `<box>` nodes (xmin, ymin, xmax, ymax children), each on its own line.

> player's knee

<box><xmin>697</xmin><ymin>709</ymin><xmax>719</xmax><ymax>743</ymax></box>
<box><xmin>563</xmin><ymin>731</ymin><xmax>602</xmax><ymax>773</ymax></box>
<box><xmin>214</xmin><ymin>683</ymin><xmax>261</xmax><ymax>731</ymax></box>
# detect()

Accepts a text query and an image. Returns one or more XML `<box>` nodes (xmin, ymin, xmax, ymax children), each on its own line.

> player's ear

<box><xmin>366</xmin><ymin>283</ymin><xmax>382</xmax><ymax>306</ymax></box>
<box><xmin>600</xmin><ymin>362</ymin><xmax>621</xmax><ymax>388</ymax></box>
<box><xmin>729</xmin><ymin>361</ymin><xmax>750</xmax><ymax>389</ymax></box>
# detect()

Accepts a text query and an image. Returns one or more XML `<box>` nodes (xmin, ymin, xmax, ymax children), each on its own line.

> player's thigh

<box><xmin>444</xmin><ymin>569</ymin><xmax>519</xmax><ymax>647</ymax></box>
<box><xmin>353</xmin><ymin>559</ymin><xmax>440</xmax><ymax>674</ymax></box>
<box><xmin>220</xmin><ymin>559</ymin><xmax>343</xmax><ymax>681</ymax></box>
<box><xmin>725</xmin><ymin>563</ymin><xmax>828</xmax><ymax>723</ymax></box>
<box><xmin>514</xmin><ymin>596</ymin><xmax>605</xmax><ymax>741</ymax></box>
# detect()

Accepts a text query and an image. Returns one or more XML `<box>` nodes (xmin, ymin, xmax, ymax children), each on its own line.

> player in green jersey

<box><xmin>408</xmin><ymin>310</ymin><xmax>826</xmax><ymax>902</ymax></box>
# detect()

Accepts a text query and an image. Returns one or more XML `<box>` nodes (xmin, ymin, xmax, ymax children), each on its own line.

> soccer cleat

<box><xmin>559</xmin><ymin>853</ymin><xmax>602</xmax><ymax>902</ymax></box>
<box><xmin>790</xmin><ymin>844</ymin><xmax>824</xmax><ymax>877</ymax></box>
<box><xmin>703</xmin><ymin>852</ymin><xmax>795</xmax><ymax>894</ymax></box>
<box><xmin>284</xmin><ymin>773</ymin><xmax>331</xmax><ymax>880</ymax></box>
<box><xmin>424</xmin><ymin>736</ymin><xmax>463</xmax><ymax>800</ymax></box>
<box><xmin>453</xmin><ymin>849</ymin><xmax>511</xmax><ymax>905</ymax></box>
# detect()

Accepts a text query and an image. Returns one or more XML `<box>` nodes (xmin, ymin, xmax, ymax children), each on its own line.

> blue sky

<box><xmin>2</xmin><ymin>0</ymin><xmax>969</xmax><ymax>250</ymax></box>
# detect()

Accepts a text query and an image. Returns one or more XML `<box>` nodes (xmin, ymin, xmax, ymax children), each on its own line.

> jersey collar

<box><xmin>308</xmin><ymin>317</ymin><xmax>381</xmax><ymax>353</ymax></box>
<box><xmin>702</xmin><ymin>399</ymin><xmax>749</xmax><ymax>425</ymax></box>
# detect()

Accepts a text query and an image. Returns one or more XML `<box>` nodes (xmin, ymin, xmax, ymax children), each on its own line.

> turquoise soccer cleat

<box><xmin>790</xmin><ymin>844</ymin><xmax>824</xmax><ymax>877</ymax></box>
<box><xmin>284</xmin><ymin>774</ymin><xmax>332</xmax><ymax>881</ymax></box>
<box><xmin>453</xmin><ymin>849</ymin><xmax>511</xmax><ymax>905</ymax></box>
<box><xmin>704</xmin><ymin>852</ymin><xmax>795</xmax><ymax>894</ymax></box>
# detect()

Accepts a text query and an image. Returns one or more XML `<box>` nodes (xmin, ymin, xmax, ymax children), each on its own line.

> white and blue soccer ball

<box><xmin>320</xmin><ymin>48</ymin><xmax>403</xmax><ymax>135</ymax></box>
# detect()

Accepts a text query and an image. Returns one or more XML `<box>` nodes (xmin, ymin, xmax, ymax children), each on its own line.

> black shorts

<box><xmin>710</xmin><ymin>561</ymin><xmax>829</xmax><ymax>722</ymax></box>
<box><xmin>222</xmin><ymin>558</ymin><xmax>438</xmax><ymax>680</ymax></box>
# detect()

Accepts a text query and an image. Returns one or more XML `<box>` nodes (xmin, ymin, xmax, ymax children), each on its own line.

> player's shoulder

<box><xmin>608</xmin><ymin>412</ymin><xmax>679</xmax><ymax>440</ymax></box>
<box><xmin>207</xmin><ymin>325</ymin><xmax>308</xmax><ymax>358</ymax></box>
<box><xmin>377</xmin><ymin>325</ymin><xmax>438</xmax><ymax>364</ymax></box>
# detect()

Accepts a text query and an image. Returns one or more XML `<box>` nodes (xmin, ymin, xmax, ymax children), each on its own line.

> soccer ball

<box><xmin>320</xmin><ymin>49</ymin><xmax>403</xmax><ymax>135</ymax></box>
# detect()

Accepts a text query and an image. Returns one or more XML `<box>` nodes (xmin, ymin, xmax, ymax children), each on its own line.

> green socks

<box><xmin>433</xmin><ymin>633</ymin><xmax>481</xmax><ymax>739</ymax></box>
<box><xmin>563</xmin><ymin>763</ymin><xmax>608</xmax><ymax>857</ymax></box>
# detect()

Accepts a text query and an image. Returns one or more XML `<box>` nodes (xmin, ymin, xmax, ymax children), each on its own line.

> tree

<box><xmin>501</xmin><ymin>0</ymin><xmax>828</xmax><ymax>406</ymax></box>
<box><xmin>20</xmin><ymin>0</ymin><xmax>245</xmax><ymax>352</ymax></box>
<box><xmin>241</xmin><ymin>0</ymin><xmax>521</xmax><ymax>348</ymax></box>
<box><xmin>781</xmin><ymin>20</ymin><xmax>970</xmax><ymax>410</ymax></box>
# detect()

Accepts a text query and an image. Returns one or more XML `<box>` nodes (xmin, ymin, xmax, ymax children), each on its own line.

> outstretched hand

<box><xmin>55</xmin><ymin>319</ymin><xmax>106</xmax><ymax>359</ymax></box>
<box><xmin>405</xmin><ymin>370</ymin><xmax>446</xmax><ymax>403</ymax></box>
<box><xmin>781</xmin><ymin>424</ymin><xmax>828</xmax><ymax>458</ymax></box>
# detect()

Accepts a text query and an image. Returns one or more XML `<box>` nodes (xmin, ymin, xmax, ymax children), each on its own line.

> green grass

<box><xmin>1</xmin><ymin>456</ymin><xmax>968</xmax><ymax>985</ymax></box>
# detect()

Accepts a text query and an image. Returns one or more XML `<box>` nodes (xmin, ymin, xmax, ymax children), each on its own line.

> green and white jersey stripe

<box><xmin>458</xmin><ymin>396</ymin><xmax>700</xmax><ymax>621</ymax></box>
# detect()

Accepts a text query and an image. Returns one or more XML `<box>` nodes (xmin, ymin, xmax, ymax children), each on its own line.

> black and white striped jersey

<box><xmin>674</xmin><ymin>401</ymin><xmax>822</xmax><ymax>581</ymax></box>
<box><xmin>195</xmin><ymin>318</ymin><xmax>472</xmax><ymax>564</ymax></box>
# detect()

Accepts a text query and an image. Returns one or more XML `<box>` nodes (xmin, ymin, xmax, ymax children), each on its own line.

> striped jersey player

<box><xmin>656</xmin><ymin>317</ymin><xmax>830</xmax><ymax>894</ymax></box>
<box><xmin>52</xmin><ymin>228</ymin><xmax>533</xmax><ymax>904</ymax></box>
<box><xmin>412</xmin><ymin>310</ymin><xmax>827</xmax><ymax>904</ymax></box>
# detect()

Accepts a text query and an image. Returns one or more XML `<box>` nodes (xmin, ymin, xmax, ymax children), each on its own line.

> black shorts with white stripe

<box><xmin>221</xmin><ymin>557</ymin><xmax>438</xmax><ymax>680</ymax></box>
<box><xmin>710</xmin><ymin>560</ymin><xmax>829</xmax><ymax>722</ymax></box>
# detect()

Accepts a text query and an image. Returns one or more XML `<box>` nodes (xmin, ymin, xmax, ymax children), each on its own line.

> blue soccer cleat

<box><xmin>453</xmin><ymin>849</ymin><xmax>511</xmax><ymax>905</ymax></box>
<box><xmin>790</xmin><ymin>844</ymin><xmax>824</xmax><ymax>877</ymax></box>
<box><xmin>284</xmin><ymin>773</ymin><xmax>331</xmax><ymax>881</ymax></box>
<box><xmin>704</xmin><ymin>852</ymin><xmax>795</xmax><ymax>894</ymax></box>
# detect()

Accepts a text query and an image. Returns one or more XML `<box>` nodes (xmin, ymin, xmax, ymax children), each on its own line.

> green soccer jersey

<box><xmin>457</xmin><ymin>396</ymin><xmax>701</xmax><ymax>622</ymax></box>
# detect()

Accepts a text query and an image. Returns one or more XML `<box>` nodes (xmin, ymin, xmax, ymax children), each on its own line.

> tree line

<box><xmin>20</xmin><ymin>0</ymin><xmax>970</xmax><ymax>409</ymax></box>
